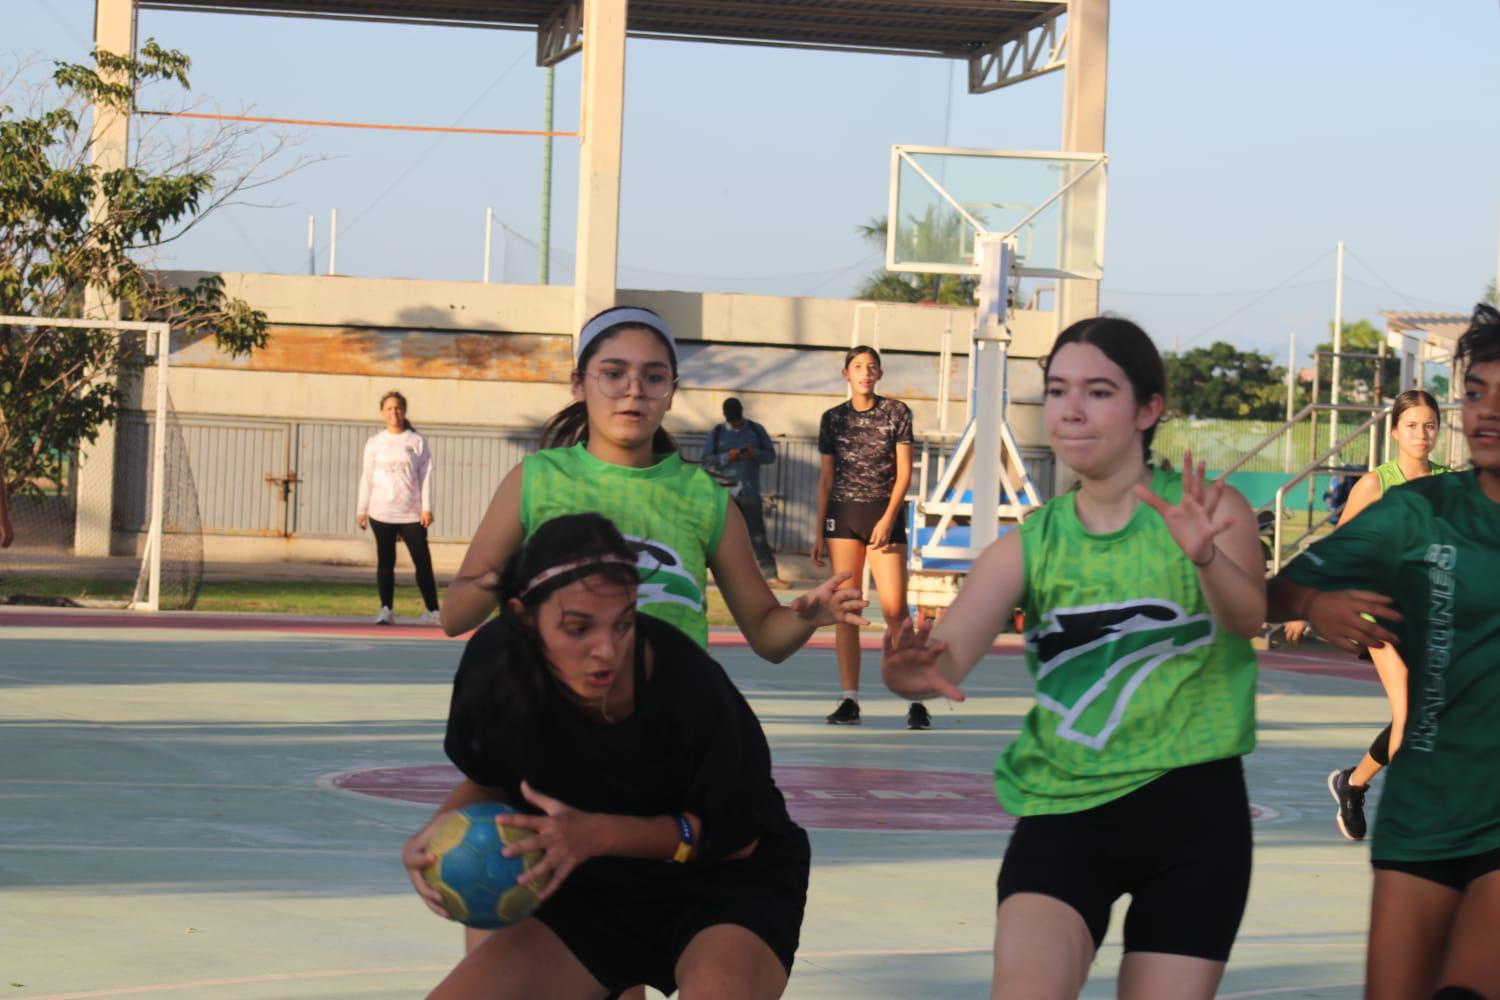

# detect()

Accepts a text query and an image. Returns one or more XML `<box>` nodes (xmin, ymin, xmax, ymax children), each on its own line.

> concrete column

<box><xmin>74</xmin><ymin>0</ymin><xmax>136</xmax><ymax>557</ymax></box>
<box><xmin>571</xmin><ymin>0</ymin><xmax>627</xmax><ymax>342</ymax></box>
<box><xmin>1057</xmin><ymin>0</ymin><xmax>1108</xmax><ymax>334</ymax></box>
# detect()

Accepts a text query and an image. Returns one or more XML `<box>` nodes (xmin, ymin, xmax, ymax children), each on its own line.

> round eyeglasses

<box><xmin>586</xmin><ymin>367</ymin><xmax>678</xmax><ymax>400</ymax></box>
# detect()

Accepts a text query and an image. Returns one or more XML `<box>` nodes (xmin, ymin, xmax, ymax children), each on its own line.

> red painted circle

<box><xmin>329</xmin><ymin>763</ymin><xmax>1278</xmax><ymax>832</ymax></box>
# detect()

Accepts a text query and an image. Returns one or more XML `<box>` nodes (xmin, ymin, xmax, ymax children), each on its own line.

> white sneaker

<box><xmin>375</xmin><ymin>606</ymin><xmax>395</xmax><ymax>625</ymax></box>
<box><xmin>418</xmin><ymin>609</ymin><xmax>443</xmax><ymax>627</ymax></box>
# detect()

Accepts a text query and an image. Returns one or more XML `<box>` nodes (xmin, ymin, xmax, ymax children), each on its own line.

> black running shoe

<box><xmin>906</xmin><ymin>703</ymin><xmax>932</xmax><ymax>730</ymax></box>
<box><xmin>1328</xmin><ymin>767</ymin><xmax>1368</xmax><ymax>841</ymax></box>
<box><xmin>825</xmin><ymin>698</ymin><xmax>861</xmax><ymax>725</ymax></box>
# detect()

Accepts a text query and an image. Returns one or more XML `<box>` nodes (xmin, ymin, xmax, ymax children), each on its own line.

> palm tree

<box><xmin>853</xmin><ymin>214</ymin><xmax>979</xmax><ymax>306</ymax></box>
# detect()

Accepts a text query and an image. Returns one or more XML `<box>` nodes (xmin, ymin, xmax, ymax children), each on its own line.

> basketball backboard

<box><xmin>885</xmin><ymin>145</ymin><xmax>1106</xmax><ymax>280</ymax></box>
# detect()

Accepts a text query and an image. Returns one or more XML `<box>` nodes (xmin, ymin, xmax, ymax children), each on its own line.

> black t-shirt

<box><xmin>817</xmin><ymin>396</ymin><xmax>914</xmax><ymax>502</ymax></box>
<box><xmin>443</xmin><ymin>615</ymin><xmax>800</xmax><ymax>883</ymax></box>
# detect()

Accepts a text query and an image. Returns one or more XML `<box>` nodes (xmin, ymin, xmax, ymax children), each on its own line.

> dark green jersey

<box><xmin>1282</xmin><ymin>470</ymin><xmax>1500</xmax><ymax>860</ymax></box>
<box><xmin>996</xmin><ymin>467</ymin><xmax>1259</xmax><ymax>816</ymax></box>
<box><xmin>520</xmin><ymin>444</ymin><xmax>729</xmax><ymax>648</ymax></box>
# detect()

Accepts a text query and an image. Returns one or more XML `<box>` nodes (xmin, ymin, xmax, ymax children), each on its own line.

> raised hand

<box><xmin>495</xmin><ymin>782</ymin><xmax>602</xmax><ymax>902</ymax></box>
<box><xmin>1135</xmin><ymin>449</ymin><xmax>1234</xmax><ymax>566</ymax></box>
<box><xmin>789</xmin><ymin>569</ymin><xmax>869</xmax><ymax>627</ymax></box>
<box><xmin>881</xmin><ymin>614</ymin><xmax>965</xmax><ymax>702</ymax></box>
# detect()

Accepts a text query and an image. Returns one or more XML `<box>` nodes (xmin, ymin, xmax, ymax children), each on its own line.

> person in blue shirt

<box><xmin>703</xmin><ymin>398</ymin><xmax>785</xmax><ymax>587</ymax></box>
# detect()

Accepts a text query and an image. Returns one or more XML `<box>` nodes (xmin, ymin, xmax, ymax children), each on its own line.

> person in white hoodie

<box><xmin>357</xmin><ymin>390</ymin><xmax>441</xmax><ymax>625</ymax></box>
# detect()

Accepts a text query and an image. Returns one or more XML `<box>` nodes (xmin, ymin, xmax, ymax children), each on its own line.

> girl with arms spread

<box><xmin>1269</xmin><ymin>304</ymin><xmax>1500</xmax><ymax>1000</ymax></box>
<box><xmin>1308</xmin><ymin>389</ymin><xmax>1451</xmax><ymax>841</ymax></box>
<box><xmin>408</xmin><ymin>513</ymin><xmax>809</xmax><ymax>999</ymax></box>
<box><xmin>883</xmin><ymin>316</ymin><xmax>1266</xmax><ymax>999</ymax></box>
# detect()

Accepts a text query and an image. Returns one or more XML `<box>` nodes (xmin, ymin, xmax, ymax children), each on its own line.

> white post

<box><xmin>328</xmin><ymin>208</ymin><xmax>338</xmax><ymax>276</ymax></box>
<box><xmin>971</xmin><ymin>236</ymin><xmax>1012</xmax><ymax>549</ymax></box>
<box><xmin>937</xmin><ymin>313</ymin><xmax>953</xmax><ymax>436</ymax></box>
<box><xmin>1329</xmin><ymin>240</ymin><xmax>1344</xmax><ymax>455</ymax></box>
<box><xmin>1284</xmin><ymin>331</ymin><xmax>1295</xmax><ymax>473</ymax></box>
<box><xmin>146</xmin><ymin>324</ymin><xmax>169</xmax><ymax>611</ymax></box>
<box><xmin>306</xmin><ymin>215</ymin><xmax>315</xmax><ymax>275</ymax></box>
<box><xmin>483</xmin><ymin>207</ymin><xmax>494</xmax><ymax>284</ymax></box>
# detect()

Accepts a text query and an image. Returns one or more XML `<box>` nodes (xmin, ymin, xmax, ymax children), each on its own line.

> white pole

<box><xmin>937</xmin><ymin>313</ymin><xmax>952</xmax><ymax>436</ymax></box>
<box><xmin>328</xmin><ymin>208</ymin><xmax>338</xmax><ymax>276</ymax></box>
<box><xmin>1329</xmin><ymin>240</ymin><xmax>1344</xmax><ymax>455</ymax></box>
<box><xmin>306</xmin><ymin>215</ymin><xmax>315</xmax><ymax>276</ymax></box>
<box><xmin>147</xmin><ymin>324</ymin><xmax>169</xmax><ymax>611</ymax></box>
<box><xmin>482</xmin><ymin>206</ymin><xmax>493</xmax><ymax>284</ymax></box>
<box><xmin>1284</xmin><ymin>331</ymin><xmax>1295</xmax><ymax>472</ymax></box>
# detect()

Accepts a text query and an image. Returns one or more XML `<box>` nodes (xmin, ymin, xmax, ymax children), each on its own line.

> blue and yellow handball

<box><xmin>422</xmin><ymin>802</ymin><xmax>548</xmax><ymax>929</ymax></box>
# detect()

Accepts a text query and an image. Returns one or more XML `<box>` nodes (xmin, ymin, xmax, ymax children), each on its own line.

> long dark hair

<box><xmin>1042</xmin><ymin>316</ymin><xmax>1166</xmax><ymax>462</ymax></box>
<box><xmin>455</xmin><ymin>513</ymin><xmax>640</xmax><ymax>721</ymax></box>
<box><xmin>1390</xmin><ymin>389</ymin><xmax>1440</xmax><ymax>426</ymax></box>
<box><xmin>844</xmin><ymin>345</ymin><xmax>881</xmax><ymax>370</ymax></box>
<box><xmin>380</xmin><ymin>389</ymin><xmax>414</xmax><ymax>432</ymax></box>
<box><xmin>539</xmin><ymin>311</ymin><xmax>678</xmax><ymax>454</ymax></box>
<box><xmin>1456</xmin><ymin>303</ymin><xmax>1500</xmax><ymax>373</ymax></box>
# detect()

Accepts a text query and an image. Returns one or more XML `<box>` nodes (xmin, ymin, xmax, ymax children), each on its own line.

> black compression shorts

<box><xmin>534</xmin><ymin>828</ymin><xmax>810</xmax><ymax>995</ymax></box>
<box><xmin>995</xmin><ymin>756</ymin><xmax>1252</xmax><ymax>962</ymax></box>
<box><xmin>1373</xmin><ymin>845</ymin><xmax>1500</xmax><ymax>891</ymax></box>
<box><xmin>823</xmin><ymin>499</ymin><xmax>907</xmax><ymax>546</ymax></box>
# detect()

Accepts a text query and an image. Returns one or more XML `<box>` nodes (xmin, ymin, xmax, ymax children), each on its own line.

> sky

<box><xmin>4</xmin><ymin>0</ymin><xmax>1499</xmax><ymax>366</ymax></box>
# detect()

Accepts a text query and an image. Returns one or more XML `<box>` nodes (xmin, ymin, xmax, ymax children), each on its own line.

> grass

<box><xmin>3</xmin><ymin>577</ymin><xmax>745</xmax><ymax>626</ymax></box>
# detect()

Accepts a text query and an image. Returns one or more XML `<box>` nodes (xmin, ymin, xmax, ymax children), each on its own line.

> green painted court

<box><xmin>0</xmin><ymin>610</ymin><xmax>1382</xmax><ymax>998</ymax></box>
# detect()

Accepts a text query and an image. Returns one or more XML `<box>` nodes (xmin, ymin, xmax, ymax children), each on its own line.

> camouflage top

<box><xmin>817</xmin><ymin>397</ymin><xmax>914</xmax><ymax>502</ymax></box>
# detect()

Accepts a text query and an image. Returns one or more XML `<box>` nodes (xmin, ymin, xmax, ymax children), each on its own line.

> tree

<box><xmin>1485</xmin><ymin>278</ymin><xmax>1497</xmax><ymax>307</ymax></box>
<box><xmin>0</xmin><ymin>42</ymin><xmax>281</xmax><ymax>495</ymax></box>
<box><xmin>1163</xmin><ymin>342</ymin><xmax>1288</xmax><ymax>420</ymax></box>
<box><xmin>853</xmin><ymin>215</ymin><xmax>978</xmax><ymax>306</ymax></box>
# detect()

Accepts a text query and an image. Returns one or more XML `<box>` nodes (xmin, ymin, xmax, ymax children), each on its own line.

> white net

<box><xmin>0</xmin><ymin>319</ymin><xmax>203</xmax><ymax>610</ymax></box>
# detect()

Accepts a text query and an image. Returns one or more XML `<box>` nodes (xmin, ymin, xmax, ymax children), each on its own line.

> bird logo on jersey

<box><xmin>626</xmin><ymin>536</ymin><xmax>706</xmax><ymax>613</ymax></box>
<box><xmin>1027</xmin><ymin>600</ymin><xmax>1215</xmax><ymax>750</ymax></box>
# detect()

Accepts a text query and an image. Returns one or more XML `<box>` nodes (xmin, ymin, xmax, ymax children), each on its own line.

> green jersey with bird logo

<box><xmin>996</xmin><ymin>467</ymin><xmax>1258</xmax><ymax>816</ymax></box>
<box><xmin>520</xmin><ymin>443</ymin><xmax>728</xmax><ymax>648</ymax></box>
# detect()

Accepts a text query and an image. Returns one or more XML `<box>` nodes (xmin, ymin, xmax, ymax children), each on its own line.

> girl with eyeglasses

<box><xmin>433</xmin><ymin>305</ymin><xmax>865</xmax><ymax>966</ymax></box>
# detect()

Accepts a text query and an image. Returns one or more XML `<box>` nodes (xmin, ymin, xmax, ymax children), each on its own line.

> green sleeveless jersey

<box><xmin>1374</xmin><ymin>459</ymin><xmax>1452</xmax><ymax>495</ymax></box>
<box><xmin>996</xmin><ymin>467</ymin><xmax>1258</xmax><ymax>816</ymax></box>
<box><xmin>1282</xmin><ymin>471</ymin><xmax>1500</xmax><ymax>861</ymax></box>
<box><xmin>519</xmin><ymin>444</ymin><xmax>729</xmax><ymax>648</ymax></box>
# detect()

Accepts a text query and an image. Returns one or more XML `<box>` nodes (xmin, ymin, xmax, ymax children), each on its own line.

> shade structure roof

<box><xmin>1382</xmin><ymin>310</ymin><xmax>1473</xmax><ymax>344</ymax></box>
<box><xmin>139</xmin><ymin>1</ymin><xmax>1067</xmax><ymax>58</ymax></box>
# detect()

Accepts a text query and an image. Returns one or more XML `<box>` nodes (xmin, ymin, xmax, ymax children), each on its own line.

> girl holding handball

<box><xmin>1270</xmin><ymin>304</ymin><xmax>1500</xmax><ymax>1000</ymax></box>
<box><xmin>882</xmin><ymin>317</ymin><xmax>1265</xmax><ymax>999</ymax></box>
<box><xmin>811</xmin><ymin>346</ymin><xmax>921</xmax><ymax>727</ymax></box>
<box><xmin>407</xmin><ymin>513</ymin><xmax>809</xmax><ymax>999</ymax></box>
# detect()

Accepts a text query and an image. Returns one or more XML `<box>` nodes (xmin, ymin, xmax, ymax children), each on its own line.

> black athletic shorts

<box><xmin>824</xmin><ymin>499</ymin><xmax>908</xmax><ymax>546</ymax></box>
<box><xmin>1373</xmin><ymin>845</ymin><xmax>1500</xmax><ymax>891</ymax></box>
<box><xmin>995</xmin><ymin>756</ymin><xmax>1252</xmax><ymax>962</ymax></box>
<box><xmin>534</xmin><ymin>828</ymin><xmax>810</xmax><ymax>995</ymax></box>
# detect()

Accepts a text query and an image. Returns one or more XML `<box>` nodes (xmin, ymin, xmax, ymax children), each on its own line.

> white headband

<box><xmin>577</xmin><ymin>307</ymin><xmax>677</xmax><ymax>365</ymax></box>
<box><xmin>518</xmin><ymin>554</ymin><xmax>636</xmax><ymax>599</ymax></box>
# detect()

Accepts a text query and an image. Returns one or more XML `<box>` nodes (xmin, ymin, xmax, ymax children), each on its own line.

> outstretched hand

<box><xmin>1305</xmin><ymin>590</ymin><xmax>1403</xmax><ymax>653</ymax></box>
<box><xmin>881</xmin><ymin>614</ymin><xmax>965</xmax><ymax>702</ymax></box>
<box><xmin>494</xmin><ymin>782</ymin><xmax>600</xmax><ymax>902</ymax></box>
<box><xmin>1135</xmin><ymin>449</ymin><xmax>1234</xmax><ymax>566</ymax></box>
<box><xmin>790</xmin><ymin>570</ymin><xmax>870</xmax><ymax>627</ymax></box>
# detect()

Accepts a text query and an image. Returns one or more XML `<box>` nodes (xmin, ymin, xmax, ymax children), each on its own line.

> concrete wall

<box><xmin>136</xmin><ymin>272</ymin><xmax>1057</xmax><ymax>565</ymax></box>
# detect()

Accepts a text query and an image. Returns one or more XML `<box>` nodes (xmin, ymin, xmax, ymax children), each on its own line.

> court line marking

<box><xmin>24</xmin><ymin>966</ymin><xmax>449</xmax><ymax>999</ymax></box>
<box><xmin>1219</xmin><ymin>983</ymin><xmax>1361</xmax><ymax>998</ymax></box>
